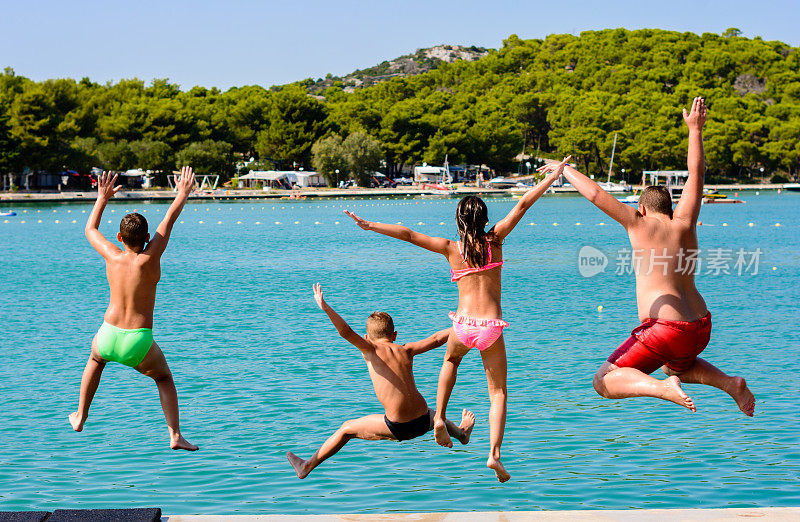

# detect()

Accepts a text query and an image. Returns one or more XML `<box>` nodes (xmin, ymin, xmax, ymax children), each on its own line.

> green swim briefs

<box><xmin>96</xmin><ymin>322</ymin><xmax>154</xmax><ymax>367</ymax></box>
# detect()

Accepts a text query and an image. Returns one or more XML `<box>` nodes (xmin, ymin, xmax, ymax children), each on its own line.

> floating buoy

<box><xmin>748</xmin><ymin>222</ymin><xmax>754</xmax><ymax>227</ymax></box>
<box><xmin>775</xmin><ymin>223</ymin><xmax>781</xmax><ymax>227</ymax></box>
<box><xmin>597</xmin><ymin>305</ymin><xmax>604</xmax><ymax>312</ymax></box>
<box><xmin>772</xmin><ymin>266</ymin><xmax>777</xmax><ymax>271</ymax></box>
<box><xmin>599</xmin><ymin>222</ymin><xmax>606</xmax><ymax>226</ymax></box>
<box><xmin>697</xmin><ymin>221</ymin><xmax>703</xmax><ymax>225</ymax></box>
<box><xmin>575</xmin><ymin>222</ymin><xmax>581</xmax><ymax>226</ymax></box>
<box><xmin>528</xmin><ymin>222</ymin><xmax>535</xmax><ymax>226</ymax></box>
<box><xmin>199</xmin><ymin>220</ymin><xmax>204</xmax><ymax>224</ymax></box>
<box><xmin>553</xmin><ymin>222</ymin><xmax>558</xmax><ymax>226</ymax></box>
<box><xmin>722</xmin><ymin>223</ymin><xmax>728</xmax><ymax>227</ymax></box>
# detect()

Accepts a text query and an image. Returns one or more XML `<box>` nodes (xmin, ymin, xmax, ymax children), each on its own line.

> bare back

<box><xmin>446</xmin><ymin>239</ymin><xmax>503</xmax><ymax>319</ymax></box>
<box><xmin>362</xmin><ymin>341</ymin><xmax>428</xmax><ymax>422</ymax></box>
<box><xmin>628</xmin><ymin>215</ymin><xmax>707</xmax><ymax>322</ymax></box>
<box><xmin>103</xmin><ymin>250</ymin><xmax>160</xmax><ymax>329</ymax></box>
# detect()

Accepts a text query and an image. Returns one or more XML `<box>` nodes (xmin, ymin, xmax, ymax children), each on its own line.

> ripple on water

<box><xmin>0</xmin><ymin>194</ymin><xmax>799</xmax><ymax>513</ymax></box>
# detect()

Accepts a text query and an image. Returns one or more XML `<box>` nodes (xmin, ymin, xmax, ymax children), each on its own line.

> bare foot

<box><xmin>170</xmin><ymin>434</ymin><xmax>199</xmax><ymax>451</ymax></box>
<box><xmin>662</xmin><ymin>376</ymin><xmax>696</xmax><ymax>412</ymax></box>
<box><xmin>68</xmin><ymin>412</ymin><xmax>85</xmax><ymax>432</ymax></box>
<box><xmin>457</xmin><ymin>409</ymin><xmax>475</xmax><ymax>445</ymax></box>
<box><xmin>728</xmin><ymin>376</ymin><xmax>755</xmax><ymax>417</ymax></box>
<box><xmin>433</xmin><ymin>418</ymin><xmax>453</xmax><ymax>448</ymax></box>
<box><xmin>286</xmin><ymin>452</ymin><xmax>311</xmax><ymax>479</ymax></box>
<box><xmin>487</xmin><ymin>456</ymin><xmax>510</xmax><ymax>483</ymax></box>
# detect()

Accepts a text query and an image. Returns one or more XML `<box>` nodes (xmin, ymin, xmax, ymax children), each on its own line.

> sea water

<box><xmin>0</xmin><ymin>192</ymin><xmax>798</xmax><ymax>514</ymax></box>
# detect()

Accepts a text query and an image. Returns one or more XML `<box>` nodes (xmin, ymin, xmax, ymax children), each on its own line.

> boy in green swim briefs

<box><xmin>68</xmin><ymin>168</ymin><xmax>198</xmax><ymax>451</ymax></box>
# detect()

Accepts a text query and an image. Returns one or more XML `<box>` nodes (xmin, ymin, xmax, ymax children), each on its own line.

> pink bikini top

<box><xmin>450</xmin><ymin>241</ymin><xmax>503</xmax><ymax>282</ymax></box>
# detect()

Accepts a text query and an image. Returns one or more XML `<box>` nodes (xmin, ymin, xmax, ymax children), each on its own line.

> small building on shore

<box><xmin>239</xmin><ymin>170</ymin><xmax>326</xmax><ymax>189</ymax></box>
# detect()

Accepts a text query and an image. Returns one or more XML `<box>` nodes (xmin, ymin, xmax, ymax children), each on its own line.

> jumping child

<box><xmin>286</xmin><ymin>283</ymin><xmax>475</xmax><ymax>479</ymax></box>
<box><xmin>69</xmin><ymin>168</ymin><xmax>199</xmax><ymax>451</ymax></box>
<box><xmin>345</xmin><ymin>156</ymin><xmax>570</xmax><ymax>482</ymax></box>
<box><xmin>556</xmin><ymin>97</ymin><xmax>755</xmax><ymax>415</ymax></box>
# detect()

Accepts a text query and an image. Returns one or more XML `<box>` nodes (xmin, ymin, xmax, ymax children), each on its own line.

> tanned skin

<box><xmin>344</xmin><ymin>156</ymin><xmax>570</xmax><ymax>483</ymax></box>
<box><xmin>69</xmin><ymin>168</ymin><xmax>199</xmax><ymax>450</ymax></box>
<box><xmin>555</xmin><ymin>97</ymin><xmax>754</xmax><ymax>416</ymax></box>
<box><xmin>286</xmin><ymin>283</ymin><xmax>475</xmax><ymax>479</ymax></box>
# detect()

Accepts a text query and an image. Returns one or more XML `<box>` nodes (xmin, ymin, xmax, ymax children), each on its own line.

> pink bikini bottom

<box><xmin>449</xmin><ymin>312</ymin><xmax>509</xmax><ymax>351</ymax></box>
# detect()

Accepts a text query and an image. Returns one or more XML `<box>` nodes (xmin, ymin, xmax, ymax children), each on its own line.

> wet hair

<box><xmin>366</xmin><ymin>311</ymin><xmax>394</xmax><ymax>340</ymax></box>
<box><xmin>639</xmin><ymin>186</ymin><xmax>673</xmax><ymax>218</ymax></box>
<box><xmin>119</xmin><ymin>212</ymin><xmax>149</xmax><ymax>248</ymax></box>
<box><xmin>455</xmin><ymin>195</ymin><xmax>494</xmax><ymax>268</ymax></box>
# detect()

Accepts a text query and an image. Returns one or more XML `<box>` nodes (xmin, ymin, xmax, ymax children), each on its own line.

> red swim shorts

<box><xmin>607</xmin><ymin>312</ymin><xmax>712</xmax><ymax>374</ymax></box>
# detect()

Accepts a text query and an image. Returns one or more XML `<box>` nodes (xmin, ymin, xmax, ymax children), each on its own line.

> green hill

<box><xmin>1</xmin><ymin>28</ymin><xmax>798</xmax><ymax>182</ymax></box>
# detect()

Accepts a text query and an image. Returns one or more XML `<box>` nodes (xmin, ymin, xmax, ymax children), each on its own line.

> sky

<box><xmin>1</xmin><ymin>0</ymin><xmax>798</xmax><ymax>90</ymax></box>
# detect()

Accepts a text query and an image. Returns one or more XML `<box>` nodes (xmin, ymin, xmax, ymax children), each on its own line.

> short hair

<box><xmin>639</xmin><ymin>186</ymin><xmax>673</xmax><ymax>217</ymax></box>
<box><xmin>366</xmin><ymin>311</ymin><xmax>394</xmax><ymax>340</ymax></box>
<box><xmin>119</xmin><ymin>212</ymin><xmax>149</xmax><ymax>248</ymax></box>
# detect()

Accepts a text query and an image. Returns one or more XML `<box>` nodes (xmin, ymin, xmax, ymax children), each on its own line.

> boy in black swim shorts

<box><xmin>286</xmin><ymin>283</ymin><xmax>476</xmax><ymax>479</ymax></box>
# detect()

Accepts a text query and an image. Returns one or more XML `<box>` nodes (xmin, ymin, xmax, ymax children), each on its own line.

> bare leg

<box><xmin>481</xmin><ymin>336</ymin><xmax>510</xmax><ymax>483</ymax></box>
<box><xmin>287</xmin><ymin>414</ymin><xmax>394</xmax><ymax>479</ymax></box>
<box><xmin>433</xmin><ymin>408</ymin><xmax>475</xmax><ymax>445</ymax></box>
<box><xmin>594</xmin><ymin>362</ymin><xmax>696</xmax><ymax>412</ymax></box>
<box><xmin>665</xmin><ymin>358</ymin><xmax>755</xmax><ymax>416</ymax></box>
<box><xmin>134</xmin><ymin>341</ymin><xmax>198</xmax><ymax>451</ymax></box>
<box><xmin>433</xmin><ymin>333</ymin><xmax>470</xmax><ymax>448</ymax></box>
<box><xmin>69</xmin><ymin>336</ymin><xmax>106</xmax><ymax>432</ymax></box>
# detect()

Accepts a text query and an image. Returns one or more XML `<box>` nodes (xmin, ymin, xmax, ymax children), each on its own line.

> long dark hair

<box><xmin>455</xmin><ymin>195</ymin><xmax>492</xmax><ymax>268</ymax></box>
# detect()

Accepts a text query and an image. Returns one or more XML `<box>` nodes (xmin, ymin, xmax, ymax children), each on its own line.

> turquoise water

<box><xmin>0</xmin><ymin>192</ymin><xmax>798</xmax><ymax>514</ymax></box>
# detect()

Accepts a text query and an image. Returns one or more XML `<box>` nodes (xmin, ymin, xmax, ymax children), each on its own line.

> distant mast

<box><xmin>607</xmin><ymin>132</ymin><xmax>617</xmax><ymax>183</ymax></box>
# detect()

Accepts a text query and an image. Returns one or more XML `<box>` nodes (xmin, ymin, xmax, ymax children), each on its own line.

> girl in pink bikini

<box><xmin>345</xmin><ymin>156</ymin><xmax>569</xmax><ymax>482</ymax></box>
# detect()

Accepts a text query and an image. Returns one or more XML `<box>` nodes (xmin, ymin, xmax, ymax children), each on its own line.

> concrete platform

<box><xmin>163</xmin><ymin>507</ymin><xmax>800</xmax><ymax>521</ymax></box>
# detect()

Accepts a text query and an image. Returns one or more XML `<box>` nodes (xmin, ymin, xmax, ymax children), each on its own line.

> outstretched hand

<box><xmin>683</xmin><ymin>96</ymin><xmax>707</xmax><ymax>131</ymax></box>
<box><xmin>344</xmin><ymin>210</ymin><xmax>371</xmax><ymax>231</ymax></box>
<box><xmin>176</xmin><ymin>166</ymin><xmax>196</xmax><ymax>194</ymax></box>
<box><xmin>313</xmin><ymin>282</ymin><xmax>326</xmax><ymax>309</ymax></box>
<box><xmin>536</xmin><ymin>155</ymin><xmax>572</xmax><ymax>177</ymax></box>
<box><xmin>96</xmin><ymin>171</ymin><xmax>122</xmax><ymax>200</ymax></box>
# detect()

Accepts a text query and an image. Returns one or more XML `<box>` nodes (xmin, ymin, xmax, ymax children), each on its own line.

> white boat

<box><xmin>618</xmin><ymin>194</ymin><xmax>640</xmax><ymax>205</ymax></box>
<box><xmin>783</xmin><ymin>183</ymin><xmax>800</xmax><ymax>192</ymax></box>
<box><xmin>487</xmin><ymin>177</ymin><xmax>516</xmax><ymax>189</ymax></box>
<box><xmin>598</xmin><ymin>181</ymin><xmax>632</xmax><ymax>193</ymax></box>
<box><xmin>600</xmin><ymin>133</ymin><xmax>632</xmax><ymax>193</ymax></box>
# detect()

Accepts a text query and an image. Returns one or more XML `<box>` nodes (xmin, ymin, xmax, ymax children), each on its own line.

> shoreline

<box><xmin>0</xmin><ymin>184</ymin><xmax>787</xmax><ymax>204</ymax></box>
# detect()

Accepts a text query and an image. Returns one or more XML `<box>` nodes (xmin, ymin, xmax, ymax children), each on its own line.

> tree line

<box><xmin>1</xmin><ymin>27</ymin><xmax>798</xmax><ymax>185</ymax></box>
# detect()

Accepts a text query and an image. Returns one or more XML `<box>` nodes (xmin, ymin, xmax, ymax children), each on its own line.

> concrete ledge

<box><xmin>164</xmin><ymin>507</ymin><xmax>800</xmax><ymax>521</ymax></box>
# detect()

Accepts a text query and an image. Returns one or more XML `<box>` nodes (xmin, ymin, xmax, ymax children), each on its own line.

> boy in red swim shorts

<box><xmin>563</xmin><ymin>97</ymin><xmax>755</xmax><ymax>415</ymax></box>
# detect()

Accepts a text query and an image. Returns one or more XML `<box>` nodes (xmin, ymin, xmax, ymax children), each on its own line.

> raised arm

<box><xmin>561</xmin><ymin>163</ymin><xmax>641</xmax><ymax>230</ymax></box>
<box><xmin>492</xmin><ymin>156</ymin><xmax>570</xmax><ymax>239</ymax></box>
<box><xmin>403</xmin><ymin>328</ymin><xmax>450</xmax><ymax>356</ymax></box>
<box><xmin>313</xmin><ymin>283</ymin><xmax>373</xmax><ymax>352</ymax></box>
<box><xmin>145</xmin><ymin>166</ymin><xmax>195</xmax><ymax>258</ymax></box>
<box><xmin>673</xmin><ymin>97</ymin><xmax>707</xmax><ymax>224</ymax></box>
<box><xmin>85</xmin><ymin>171</ymin><xmax>123</xmax><ymax>259</ymax></box>
<box><xmin>344</xmin><ymin>210</ymin><xmax>451</xmax><ymax>256</ymax></box>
